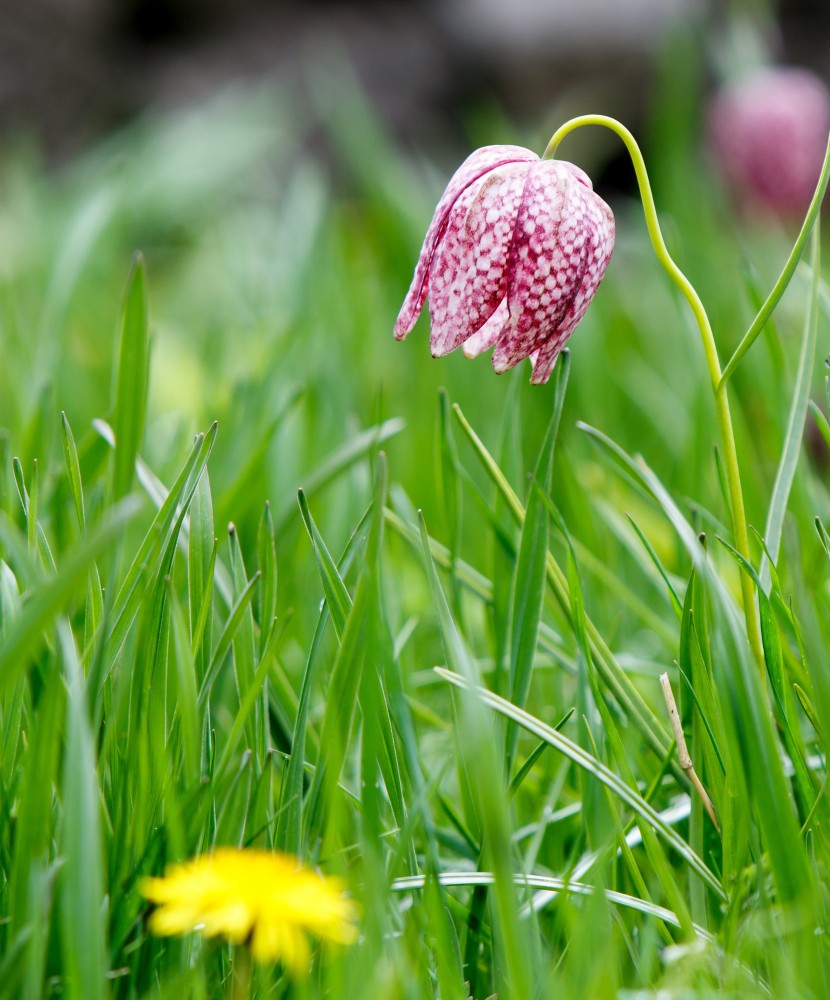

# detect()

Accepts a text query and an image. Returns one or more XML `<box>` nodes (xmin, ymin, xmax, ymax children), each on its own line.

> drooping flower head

<box><xmin>708</xmin><ymin>67</ymin><xmax>830</xmax><ymax>218</ymax></box>
<box><xmin>394</xmin><ymin>144</ymin><xmax>615</xmax><ymax>384</ymax></box>
<box><xmin>140</xmin><ymin>848</ymin><xmax>358</xmax><ymax>973</ymax></box>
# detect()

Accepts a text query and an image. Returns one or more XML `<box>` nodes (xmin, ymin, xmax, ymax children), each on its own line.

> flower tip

<box><xmin>429</xmin><ymin>330</ymin><xmax>457</xmax><ymax>358</ymax></box>
<box><xmin>393</xmin><ymin>316</ymin><xmax>412</xmax><ymax>341</ymax></box>
<box><xmin>490</xmin><ymin>353</ymin><xmax>513</xmax><ymax>376</ymax></box>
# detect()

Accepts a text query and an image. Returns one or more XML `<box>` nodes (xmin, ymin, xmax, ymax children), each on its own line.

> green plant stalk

<box><xmin>230</xmin><ymin>945</ymin><xmax>253</xmax><ymax>1000</ymax></box>
<box><xmin>543</xmin><ymin>114</ymin><xmax>765</xmax><ymax>672</ymax></box>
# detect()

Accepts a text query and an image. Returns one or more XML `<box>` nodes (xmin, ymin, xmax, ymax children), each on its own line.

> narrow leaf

<box><xmin>111</xmin><ymin>253</ymin><xmax>149</xmax><ymax>501</ymax></box>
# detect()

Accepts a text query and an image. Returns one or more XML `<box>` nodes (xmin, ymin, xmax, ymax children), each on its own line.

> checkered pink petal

<box><xmin>394</xmin><ymin>145</ymin><xmax>537</xmax><ymax>341</ymax></box>
<box><xmin>428</xmin><ymin>164</ymin><xmax>528</xmax><ymax>357</ymax></box>
<box><xmin>462</xmin><ymin>300</ymin><xmax>509</xmax><ymax>358</ymax></box>
<box><xmin>491</xmin><ymin>160</ymin><xmax>614</xmax><ymax>379</ymax></box>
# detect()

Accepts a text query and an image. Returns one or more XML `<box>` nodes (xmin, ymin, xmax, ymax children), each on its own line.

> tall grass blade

<box><xmin>274</xmin><ymin>418</ymin><xmax>404</xmax><ymax>532</ymax></box>
<box><xmin>111</xmin><ymin>253</ymin><xmax>149</xmax><ymax>501</ymax></box>
<box><xmin>188</xmin><ymin>467</ymin><xmax>215</xmax><ymax>684</ymax></box>
<box><xmin>276</xmin><ymin>508</ymin><xmax>369</xmax><ymax>853</ymax></box>
<box><xmin>760</xmin><ymin>225</ymin><xmax>821</xmax><ymax>587</ymax></box>
<box><xmin>59</xmin><ymin>620</ymin><xmax>109</xmax><ymax>1000</ymax></box>
<box><xmin>506</xmin><ymin>353</ymin><xmax>569</xmax><ymax>770</ymax></box>
<box><xmin>0</xmin><ymin>497</ymin><xmax>141</xmax><ymax>698</ymax></box>
<box><xmin>436</xmin><ymin>666</ymin><xmax>726</xmax><ymax>901</ymax></box>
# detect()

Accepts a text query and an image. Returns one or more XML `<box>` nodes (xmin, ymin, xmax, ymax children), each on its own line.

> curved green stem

<box><xmin>544</xmin><ymin>114</ymin><xmax>765</xmax><ymax>672</ymax></box>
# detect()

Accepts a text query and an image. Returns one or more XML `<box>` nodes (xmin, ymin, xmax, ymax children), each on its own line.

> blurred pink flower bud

<box><xmin>394</xmin><ymin>145</ymin><xmax>615</xmax><ymax>384</ymax></box>
<box><xmin>708</xmin><ymin>67</ymin><xmax>830</xmax><ymax>218</ymax></box>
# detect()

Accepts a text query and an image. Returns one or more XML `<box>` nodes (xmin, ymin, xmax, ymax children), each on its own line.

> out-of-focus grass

<box><xmin>0</xmin><ymin>34</ymin><xmax>829</xmax><ymax>1000</ymax></box>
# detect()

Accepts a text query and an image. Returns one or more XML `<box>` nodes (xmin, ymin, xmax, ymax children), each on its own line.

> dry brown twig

<box><xmin>659</xmin><ymin>672</ymin><xmax>720</xmax><ymax>832</ymax></box>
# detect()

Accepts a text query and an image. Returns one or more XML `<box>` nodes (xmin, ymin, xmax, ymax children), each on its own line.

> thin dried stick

<box><xmin>659</xmin><ymin>672</ymin><xmax>719</xmax><ymax>832</ymax></box>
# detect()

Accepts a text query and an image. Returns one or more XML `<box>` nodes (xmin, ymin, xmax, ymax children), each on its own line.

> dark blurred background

<box><xmin>2</xmin><ymin>0</ymin><xmax>828</xmax><ymax>164</ymax></box>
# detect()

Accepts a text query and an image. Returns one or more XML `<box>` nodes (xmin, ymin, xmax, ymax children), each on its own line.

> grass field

<box><xmin>1</xmin><ymin>44</ymin><xmax>830</xmax><ymax>1000</ymax></box>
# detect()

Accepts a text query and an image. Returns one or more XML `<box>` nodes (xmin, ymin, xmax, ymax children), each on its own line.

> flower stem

<box><xmin>543</xmin><ymin>114</ymin><xmax>765</xmax><ymax>672</ymax></box>
<box><xmin>230</xmin><ymin>945</ymin><xmax>253</xmax><ymax>1000</ymax></box>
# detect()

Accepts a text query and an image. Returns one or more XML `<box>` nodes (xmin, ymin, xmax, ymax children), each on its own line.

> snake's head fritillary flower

<box><xmin>140</xmin><ymin>848</ymin><xmax>358</xmax><ymax>974</ymax></box>
<box><xmin>709</xmin><ymin>67</ymin><xmax>830</xmax><ymax>218</ymax></box>
<box><xmin>394</xmin><ymin>144</ymin><xmax>614</xmax><ymax>384</ymax></box>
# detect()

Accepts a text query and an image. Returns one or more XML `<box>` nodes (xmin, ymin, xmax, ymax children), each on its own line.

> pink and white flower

<box><xmin>708</xmin><ymin>67</ymin><xmax>830</xmax><ymax>218</ymax></box>
<box><xmin>394</xmin><ymin>145</ymin><xmax>615</xmax><ymax>385</ymax></box>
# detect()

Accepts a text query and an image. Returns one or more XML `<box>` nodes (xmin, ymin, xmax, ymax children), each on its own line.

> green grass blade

<box><xmin>419</xmin><ymin>514</ymin><xmax>534</xmax><ymax>998</ymax></box>
<box><xmin>27</xmin><ymin>461</ymin><xmax>38</xmax><ymax>558</ymax></box>
<box><xmin>506</xmin><ymin>353</ymin><xmax>569</xmax><ymax>771</ymax></box>
<box><xmin>276</xmin><ymin>507</ymin><xmax>369</xmax><ymax>854</ymax></box>
<box><xmin>757</xmin><ymin>587</ymin><xmax>817</xmax><ymax>819</ymax></box>
<box><xmin>274</xmin><ymin>417</ymin><xmax>404</xmax><ymax>532</ymax></box>
<box><xmin>453</xmin><ymin>404</ymin><xmax>674</xmax><ymax>765</ymax></box>
<box><xmin>297</xmin><ymin>489</ymin><xmax>352</xmax><ymax>638</ymax></box>
<box><xmin>384</xmin><ymin>506</ymin><xmax>492</xmax><ymax>604</ymax></box>
<box><xmin>626</xmin><ymin>513</ymin><xmax>682</xmax><ymax>618</ymax></box>
<box><xmin>0</xmin><ymin>497</ymin><xmax>141</xmax><ymax>698</ymax></box>
<box><xmin>58</xmin><ymin>620</ymin><xmax>110</xmax><ymax>1000</ymax></box>
<box><xmin>215</xmin><ymin>384</ymin><xmax>302</xmax><ymax>527</ymax></box>
<box><xmin>713</xmin><ymin>617</ymin><xmax>814</xmax><ymax>904</ymax></box>
<box><xmin>103</xmin><ymin>424</ymin><xmax>217</xmax><ymax>664</ymax></box>
<box><xmin>808</xmin><ymin>399</ymin><xmax>830</xmax><ymax>451</ymax></box>
<box><xmin>303</xmin><ymin>573</ymin><xmax>368</xmax><ymax>847</ymax></box>
<box><xmin>436</xmin><ymin>666</ymin><xmax>727</xmax><ymax>902</ymax></box>
<box><xmin>111</xmin><ymin>253</ymin><xmax>149</xmax><ymax>501</ymax></box>
<box><xmin>8</xmin><ymin>669</ymin><xmax>63</xmax><ymax>946</ymax></box>
<box><xmin>188</xmin><ymin>466</ymin><xmax>214</xmax><ymax>683</ymax></box>
<box><xmin>391</xmin><ymin>872</ymin><xmax>711</xmax><ymax>937</ymax></box>
<box><xmin>257</xmin><ymin>501</ymin><xmax>278</xmax><ymax>657</ymax></box>
<box><xmin>761</xmin><ymin>225</ymin><xmax>821</xmax><ymax>586</ymax></box>
<box><xmin>12</xmin><ymin>456</ymin><xmax>28</xmax><ymax>519</ymax></box>
<box><xmin>509</xmin><ymin>711</ymin><xmax>573</xmax><ymax>799</ymax></box>
<box><xmin>167</xmin><ymin>581</ymin><xmax>200</xmax><ymax>785</ymax></box>
<box><xmin>214</xmin><ymin>632</ymin><xmax>277</xmax><ymax>782</ymax></box>
<box><xmin>61</xmin><ymin>412</ymin><xmax>86</xmax><ymax>533</ymax></box>
<box><xmin>580</xmin><ymin>421</ymin><xmax>816</xmax><ymax>903</ymax></box>
<box><xmin>227</xmin><ymin>525</ymin><xmax>260</xmax><ymax>752</ymax></box>
<box><xmin>436</xmin><ymin>387</ymin><xmax>464</xmax><ymax>622</ymax></box>
<box><xmin>197</xmin><ymin>570</ymin><xmax>260</xmax><ymax>708</ymax></box>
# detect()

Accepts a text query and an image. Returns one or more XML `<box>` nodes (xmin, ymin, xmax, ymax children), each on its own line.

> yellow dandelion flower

<box><xmin>140</xmin><ymin>848</ymin><xmax>358</xmax><ymax>973</ymax></box>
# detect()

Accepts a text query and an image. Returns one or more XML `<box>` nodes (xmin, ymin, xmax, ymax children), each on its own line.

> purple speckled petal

<box><xmin>492</xmin><ymin>160</ymin><xmax>579</xmax><ymax>372</ymax></box>
<box><xmin>394</xmin><ymin>145</ymin><xmax>537</xmax><ymax>341</ymax></box>
<box><xmin>463</xmin><ymin>299</ymin><xmax>509</xmax><ymax>358</ymax></box>
<box><xmin>530</xmin><ymin>188</ymin><xmax>614</xmax><ymax>384</ymax></box>
<box><xmin>560</xmin><ymin>161</ymin><xmax>594</xmax><ymax>191</ymax></box>
<box><xmin>529</xmin><ymin>337</ymin><xmax>566</xmax><ymax>385</ymax></box>
<box><xmin>428</xmin><ymin>163</ymin><xmax>529</xmax><ymax>357</ymax></box>
<box><xmin>492</xmin><ymin>160</ymin><xmax>614</xmax><ymax>376</ymax></box>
